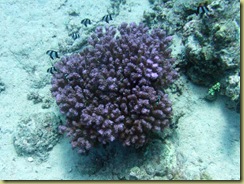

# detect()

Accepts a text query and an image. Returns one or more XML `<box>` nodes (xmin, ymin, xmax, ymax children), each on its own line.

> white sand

<box><xmin>170</xmin><ymin>78</ymin><xmax>240</xmax><ymax>180</ymax></box>
<box><xmin>0</xmin><ymin>0</ymin><xmax>240</xmax><ymax>180</ymax></box>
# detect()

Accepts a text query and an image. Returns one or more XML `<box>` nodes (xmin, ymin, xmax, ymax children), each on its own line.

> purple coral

<box><xmin>51</xmin><ymin>22</ymin><xmax>178</xmax><ymax>153</ymax></box>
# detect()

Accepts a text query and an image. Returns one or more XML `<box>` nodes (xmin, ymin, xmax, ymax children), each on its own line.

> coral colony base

<box><xmin>50</xmin><ymin>22</ymin><xmax>178</xmax><ymax>153</ymax></box>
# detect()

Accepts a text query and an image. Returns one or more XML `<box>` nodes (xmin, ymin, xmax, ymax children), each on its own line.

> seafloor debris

<box><xmin>27</xmin><ymin>91</ymin><xmax>44</xmax><ymax>104</ymax></box>
<box><xmin>27</xmin><ymin>91</ymin><xmax>53</xmax><ymax>109</ymax></box>
<box><xmin>13</xmin><ymin>112</ymin><xmax>61</xmax><ymax>161</ymax></box>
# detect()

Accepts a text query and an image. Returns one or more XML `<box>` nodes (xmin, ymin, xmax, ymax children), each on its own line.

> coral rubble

<box><xmin>13</xmin><ymin>112</ymin><xmax>61</xmax><ymax>161</ymax></box>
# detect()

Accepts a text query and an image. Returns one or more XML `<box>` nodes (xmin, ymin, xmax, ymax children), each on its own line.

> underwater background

<box><xmin>0</xmin><ymin>0</ymin><xmax>240</xmax><ymax>180</ymax></box>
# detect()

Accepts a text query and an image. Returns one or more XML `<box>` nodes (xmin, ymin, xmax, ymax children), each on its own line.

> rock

<box><xmin>145</xmin><ymin>164</ymin><xmax>155</xmax><ymax>175</ymax></box>
<box><xmin>46</xmin><ymin>165</ymin><xmax>52</xmax><ymax>169</ymax></box>
<box><xmin>27</xmin><ymin>92</ymin><xmax>43</xmax><ymax>104</ymax></box>
<box><xmin>27</xmin><ymin>157</ymin><xmax>34</xmax><ymax>162</ymax></box>
<box><xmin>204</xmin><ymin>93</ymin><xmax>218</xmax><ymax>102</ymax></box>
<box><xmin>129</xmin><ymin>167</ymin><xmax>148</xmax><ymax>180</ymax></box>
<box><xmin>13</xmin><ymin>112</ymin><xmax>61</xmax><ymax>161</ymax></box>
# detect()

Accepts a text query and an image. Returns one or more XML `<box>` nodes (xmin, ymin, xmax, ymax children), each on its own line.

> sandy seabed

<box><xmin>0</xmin><ymin>0</ymin><xmax>240</xmax><ymax>180</ymax></box>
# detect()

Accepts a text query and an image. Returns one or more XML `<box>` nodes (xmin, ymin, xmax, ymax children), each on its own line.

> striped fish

<box><xmin>71</xmin><ymin>32</ymin><xmax>80</xmax><ymax>40</ymax></box>
<box><xmin>196</xmin><ymin>3</ymin><xmax>210</xmax><ymax>17</ymax></box>
<box><xmin>102</xmin><ymin>14</ymin><xmax>113</xmax><ymax>23</ymax></box>
<box><xmin>63</xmin><ymin>73</ymin><xmax>73</xmax><ymax>82</ymax></box>
<box><xmin>81</xmin><ymin>18</ymin><xmax>91</xmax><ymax>27</ymax></box>
<box><xmin>47</xmin><ymin>66</ymin><xmax>57</xmax><ymax>74</ymax></box>
<box><xmin>46</xmin><ymin>50</ymin><xmax>59</xmax><ymax>60</ymax></box>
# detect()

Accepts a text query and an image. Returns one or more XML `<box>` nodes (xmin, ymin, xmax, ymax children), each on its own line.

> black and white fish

<box><xmin>81</xmin><ymin>18</ymin><xmax>91</xmax><ymax>27</ymax></box>
<box><xmin>102</xmin><ymin>14</ymin><xmax>113</xmax><ymax>23</ymax></box>
<box><xmin>196</xmin><ymin>3</ymin><xmax>210</xmax><ymax>17</ymax></box>
<box><xmin>63</xmin><ymin>73</ymin><xmax>73</xmax><ymax>82</ymax></box>
<box><xmin>46</xmin><ymin>50</ymin><xmax>59</xmax><ymax>60</ymax></box>
<box><xmin>47</xmin><ymin>66</ymin><xmax>58</xmax><ymax>74</ymax></box>
<box><xmin>71</xmin><ymin>32</ymin><xmax>80</xmax><ymax>40</ymax></box>
<box><xmin>64</xmin><ymin>73</ymin><xmax>69</xmax><ymax>79</ymax></box>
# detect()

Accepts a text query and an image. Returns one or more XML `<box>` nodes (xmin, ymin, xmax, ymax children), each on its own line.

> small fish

<box><xmin>47</xmin><ymin>66</ymin><xmax>57</xmax><ymax>74</ymax></box>
<box><xmin>156</xmin><ymin>95</ymin><xmax>161</xmax><ymax>105</ymax></box>
<box><xmin>63</xmin><ymin>73</ymin><xmax>73</xmax><ymax>82</ymax></box>
<box><xmin>102</xmin><ymin>14</ymin><xmax>113</xmax><ymax>23</ymax></box>
<box><xmin>46</xmin><ymin>50</ymin><xmax>59</xmax><ymax>60</ymax></box>
<box><xmin>64</xmin><ymin>73</ymin><xmax>69</xmax><ymax>79</ymax></box>
<box><xmin>196</xmin><ymin>3</ymin><xmax>210</xmax><ymax>17</ymax></box>
<box><xmin>71</xmin><ymin>32</ymin><xmax>80</xmax><ymax>40</ymax></box>
<box><xmin>81</xmin><ymin>18</ymin><xmax>91</xmax><ymax>27</ymax></box>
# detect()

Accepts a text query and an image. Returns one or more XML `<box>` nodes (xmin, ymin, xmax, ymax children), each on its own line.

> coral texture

<box><xmin>143</xmin><ymin>0</ymin><xmax>240</xmax><ymax>108</ymax></box>
<box><xmin>51</xmin><ymin>22</ymin><xmax>178</xmax><ymax>153</ymax></box>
